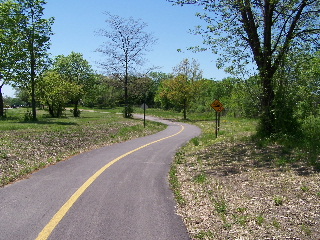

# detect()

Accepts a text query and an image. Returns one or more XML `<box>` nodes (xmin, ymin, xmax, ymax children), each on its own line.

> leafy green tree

<box><xmin>37</xmin><ymin>70</ymin><xmax>83</xmax><ymax>117</ymax></box>
<box><xmin>96</xmin><ymin>13</ymin><xmax>157</xmax><ymax>118</ymax></box>
<box><xmin>17</xmin><ymin>0</ymin><xmax>54</xmax><ymax>121</ymax></box>
<box><xmin>228</xmin><ymin>76</ymin><xmax>261</xmax><ymax>118</ymax></box>
<box><xmin>82</xmin><ymin>75</ymin><xmax>122</xmax><ymax>108</ymax></box>
<box><xmin>149</xmin><ymin>72</ymin><xmax>173</xmax><ymax>107</ymax></box>
<box><xmin>0</xmin><ymin>0</ymin><xmax>25</xmax><ymax>117</ymax></box>
<box><xmin>169</xmin><ymin>0</ymin><xmax>320</xmax><ymax>137</ymax></box>
<box><xmin>156</xmin><ymin>75</ymin><xmax>195</xmax><ymax>119</ymax></box>
<box><xmin>128</xmin><ymin>76</ymin><xmax>156</xmax><ymax>106</ymax></box>
<box><xmin>52</xmin><ymin>52</ymin><xmax>95</xmax><ymax>117</ymax></box>
<box><xmin>279</xmin><ymin>52</ymin><xmax>320</xmax><ymax>119</ymax></box>
<box><xmin>13</xmin><ymin>86</ymin><xmax>30</xmax><ymax>105</ymax></box>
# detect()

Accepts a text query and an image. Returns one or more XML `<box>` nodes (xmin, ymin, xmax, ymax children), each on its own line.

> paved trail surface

<box><xmin>0</xmin><ymin>116</ymin><xmax>201</xmax><ymax>240</ymax></box>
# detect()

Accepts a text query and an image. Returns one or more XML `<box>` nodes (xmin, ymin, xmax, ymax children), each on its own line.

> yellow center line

<box><xmin>36</xmin><ymin>123</ymin><xmax>185</xmax><ymax>240</ymax></box>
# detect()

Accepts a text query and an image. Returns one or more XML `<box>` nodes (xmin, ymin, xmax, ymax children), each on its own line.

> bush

<box><xmin>301</xmin><ymin>116</ymin><xmax>320</xmax><ymax>168</ymax></box>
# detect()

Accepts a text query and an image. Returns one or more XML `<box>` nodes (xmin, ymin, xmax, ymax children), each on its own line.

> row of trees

<box><xmin>155</xmin><ymin>54</ymin><xmax>319</xmax><ymax>122</ymax></box>
<box><xmin>1</xmin><ymin>0</ymin><xmax>319</xmax><ymax>140</ymax></box>
<box><xmin>3</xmin><ymin>51</ymin><xmax>320</xmax><ymax>142</ymax></box>
<box><xmin>7</xmin><ymin>53</ymin><xmax>318</xmax><ymax>122</ymax></box>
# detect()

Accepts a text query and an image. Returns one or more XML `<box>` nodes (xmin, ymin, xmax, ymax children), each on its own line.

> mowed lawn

<box><xmin>0</xmin><ymin>108</ymin><xmax>165</xmax><ymax>187</ymax></box>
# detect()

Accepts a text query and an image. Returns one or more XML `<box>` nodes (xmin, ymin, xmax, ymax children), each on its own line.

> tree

<box><xmin>172</xmin><ymin>58</ymin><xmax>203</xmax><ymax>82</ymax></box>
<box><xmin>96</xmin><ymin>12</ymin><xmax>157</xmax><ymax>118</ymax></box>
<box><xmin>15</xmin><ymin>0</ymin><xmax>54</xmax><ymax>121</ymax></box>
<box><xmin>228</xmin><ymin>76</ymin><xmax>261</xmax><ymax>118</ymax></box>
<box><xmin>52</xmin><ymin>52</ymin><xmax>96</xmax><ymax>117</ymax></box>
<box><xmin>279</xmin><ymin>51</ymin><xmax>320</xmax><ymax>119</ymax></box>
<box><xmin>128</xmin><ymin>76</ymin><xmax>156</xmax><ymax>106</ymax></box>
<box><xmin>37</xmin><ymin>70</ymin><xmax>83</xmax><ymax>117</ymax></box>
<box><xmin>156</xmin><ymin>75</ymin><xmax>195</xmax><ymax>119</ymax></box>
<box><xmin>168</xmin><ymin>0</ymin><xmax>320</xmax><ymax>136</ymax></box>
<box><xmin>0</xmin><ymin>0</ymin><xmax>25</xmax><ymax>117</ymax></box>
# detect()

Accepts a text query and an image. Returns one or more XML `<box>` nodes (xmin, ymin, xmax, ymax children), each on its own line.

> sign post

<box><xmin>210</xmin><ymin>99</ymin><xmax>224</xmax><ymax>138</ymax></box>
<box><xmin>140</xmin><ymin>103</ymin><xmax>148</xmax><ymax>128</ymax></box>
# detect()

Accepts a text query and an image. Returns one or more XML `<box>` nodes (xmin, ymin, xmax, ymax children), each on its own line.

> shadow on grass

<box><xmin>24</xmin><ymin>121</ymin><xmax>79</xmax><ymax>126</ymax></box>
<box><xmin>192</xmin><ymin>140</ymin><xmax>319</xmax><ymax>178</ymax></box>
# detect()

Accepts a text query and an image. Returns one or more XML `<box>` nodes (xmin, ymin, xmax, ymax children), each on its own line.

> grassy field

<box><xmin>138</xmin><ymin>109</ymin><xmax>319</xmax><ymax>240</ymax></box>
<box><xmin>0</xmin><ymin>107</ymin><xmax>166</xmax><ymax>187</ymax></box>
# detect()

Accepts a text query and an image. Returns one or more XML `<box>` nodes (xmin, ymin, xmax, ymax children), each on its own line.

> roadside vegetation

<box><xmin>138</xmin><ymin>109</ymin><xmax>319</xmax><ymax>239</ymax></box>
<box><xmin>0</xmin><ymin>108</ymin><xmax>165</xmax><ymax>187</ymax></box>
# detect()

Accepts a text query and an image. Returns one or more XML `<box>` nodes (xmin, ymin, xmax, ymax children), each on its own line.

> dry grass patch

<box><xmin>172</xmin><ymin>119</ymin><xmax>320</xmax><ymax>240</ymax></box>
<box><xmin>0</xmin><ymin>110</ymin><xmax>165</xmax><ymax>186</ymax></box>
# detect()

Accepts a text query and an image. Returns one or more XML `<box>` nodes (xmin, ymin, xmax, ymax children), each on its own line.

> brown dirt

<box><xmin>175</xmin><ymin>140</ymin><xmax>320</xmax><ymax>240</ymax></box>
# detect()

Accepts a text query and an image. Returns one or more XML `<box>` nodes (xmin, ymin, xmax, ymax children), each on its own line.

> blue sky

<box><xmin>3</xmin><ymin>0</ymin><xmax>230</xmax><ymax>97</ymax></box>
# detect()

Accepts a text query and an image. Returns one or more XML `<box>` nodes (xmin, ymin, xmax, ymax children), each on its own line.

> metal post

<box><xmin>215</xmin><ymin>111</ymin><xmax>218</xmax><ymax>138</ymax></box>
<box><xmin>218</xmin><ymin>111</ymin><xmax>221</xmax><ymax>132</ymax></box>
<box><xmin>143</xmin><ymin>103</ymin><xmax>146</xmax><ymax>128</ymax></box>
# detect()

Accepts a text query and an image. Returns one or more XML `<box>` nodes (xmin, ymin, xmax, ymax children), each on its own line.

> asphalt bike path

<box><xmin>0</xmin><ymin>115</ymin><xmax>201</xmax><ymax>240</ymax></box>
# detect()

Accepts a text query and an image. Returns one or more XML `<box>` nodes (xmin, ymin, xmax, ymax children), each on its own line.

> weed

<box><xmin>223</xmin><ymin>222</ymin><xmax>232</xmax><ymax>230</ymax></box>
<box><xmin>24</xmin><ymin>110</ymin><xmax>33</xmax><ymax>122</ymax></box>
<box><xmin>175</xmin><ymin>151</ymin><xmax>185</xmax><ymax>164</ymax></box>
<box><xmin>301</xmin><ymin>224</ymin><xmax>312</xmax><ymax>236</ymax></box>
<box><xmin>193</xmin><ymin>173</ymin><xmax>207</xmax><ymax>184</ymax></box>
<box><xmin>275</xmin><ymin>157</ymin><xmax>292</xmax><ymax>167</ymax></box>
<box><xmin>191</xmin><ymin>137</ymin><xmax>200</xmax><ymax>146</ymax></box>
<box><xmin>273</xmin><ymin>196</ymin><xmax>284</xmax><ymax>206</ymax></box>
<box><xmin>0</xmin><ymin>152</ymin><xmax>8</xmax><ymax>159</ymax></box>
<box><xmin>214</xmin><ymin>198</ymin><xmax>228</xmax><ymax>215</ymax></box>
<box><xmin>256</xmin><ymin>214</ymin><xmax>265</xmax><ymax>226</ymax></box>
<box><xmin>272</xmin><ymin>218</ymin><xmax>281</xmax><ymax>229</ymax></box>
<box><xmin>300</xmin><ymin>185</ymin><xmax>309</xmax><ymax>192</ymax></box>
<box><xmin>236</xmin><ymin>207</ymin><xmax>247</xmax><ymax>213</ymax></box>
<box><xmin>233</xmin><ymin>214</ymin><xmax>248</xmax><ymax>226</ymax></box>
<box><xmin>196</xmin><ymin>157</ymin><xmax>203</xmax><ymax>165</ymax></box>
<box><xmin>194</xmin><ymin>230</ymin><xmax>214</xmax><ymax>239</ymax></box>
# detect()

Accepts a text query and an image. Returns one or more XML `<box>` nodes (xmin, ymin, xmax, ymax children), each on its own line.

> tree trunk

<box><xmin>259</xmin><ymin>73</ymin><xmax>276</xmax><ymax>136</ymax></box>
<box><xmin>73</xmin><ymin>101</ymin><xmax>80</xmax><ymax>117</ymax></box>
<box><xmin>0</xmin><ymin>85</ymin><xmax>4</xmax><ymax>118</ymax></box>
<box><xmin>31</xmin><ymin>77</ymin><xmax>37</xmax><ymax>121</ymax></box>
<box><xmin>124</xmin><ymin>55</ymin><xmax>129</xmax><ymax>118</ymax></box>
<box><xmin>30</xmin><ymin>40</ymin><xmax>37</xmax><ymax>121</ymax></box>
<box><xmin>48</xmin><ymin>103</ymin><xmax>54</xmax><ymax>117</ymax></box>
<box><xmin>183</xmin><ymin>98</ymin><xmax>187</xmax><ymax>120</ymax></box>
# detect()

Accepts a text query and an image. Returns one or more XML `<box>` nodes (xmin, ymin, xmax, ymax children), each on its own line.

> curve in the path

<box><xmin>0</xmin><ymin>116</ymin><xmax>201</xmax><ymax>240</ymax></box>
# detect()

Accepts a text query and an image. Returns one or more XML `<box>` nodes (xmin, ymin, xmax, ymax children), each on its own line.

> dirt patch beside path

<box><xmin>175</xmin><ymin>140</ymin><xmax>320</xmax><ymax>240</ymax></box>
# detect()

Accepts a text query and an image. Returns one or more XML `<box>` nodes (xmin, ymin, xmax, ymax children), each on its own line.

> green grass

<box><xmin>0</xmin><ymin>108</ymin><xmax>166</xmax><ymax>186</ymax></box>
<box><xmin>169</xmin><ymin>165</ymin><xmax>186</xmax><ymax>205</ymax></box>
